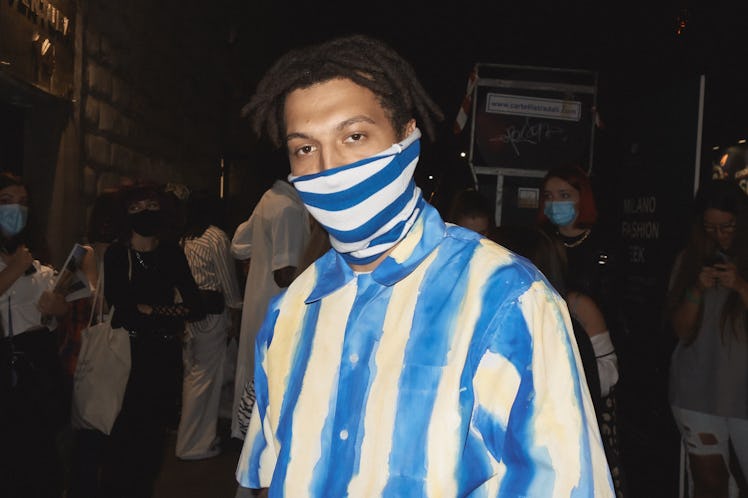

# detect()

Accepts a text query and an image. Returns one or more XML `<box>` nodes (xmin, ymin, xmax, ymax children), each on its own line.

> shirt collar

<box><xmin>305</xmin><ymin>201</ymin><xmax>446</xmax><ymax>303</ymax></box>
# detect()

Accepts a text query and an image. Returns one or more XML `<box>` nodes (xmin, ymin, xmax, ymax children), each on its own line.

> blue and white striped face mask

<box><xmin>289</xmin><ymin>128</ymin><xmax>424</xmax><ymax>265</ymax></box>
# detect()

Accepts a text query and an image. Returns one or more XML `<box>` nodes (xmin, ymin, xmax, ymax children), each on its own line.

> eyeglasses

<box><xmin>703</xmin><ymin>222</ymin><xmax>736</xmax><ymax>234</ymax></box>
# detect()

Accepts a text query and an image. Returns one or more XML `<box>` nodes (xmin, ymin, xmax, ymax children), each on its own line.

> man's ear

<box><xmin>404</xmin><ymin>119</ymin><xmax>416</xmax><ymax>138</ymax></box>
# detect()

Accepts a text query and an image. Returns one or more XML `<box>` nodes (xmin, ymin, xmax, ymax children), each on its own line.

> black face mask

<box><xmin>129</xmin><ymin>210</ymin><xmax>161</xmax><ymax>237</ymax></box>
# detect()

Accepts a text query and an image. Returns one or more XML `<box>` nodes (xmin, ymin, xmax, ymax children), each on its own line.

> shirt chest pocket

<box><xmin>385</xmin><ymin>363</ymin><xmax>469</xmax><ymax>488</ymax></box>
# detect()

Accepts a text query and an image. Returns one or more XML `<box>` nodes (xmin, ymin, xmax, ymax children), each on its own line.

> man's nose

<box><xmin>319</xmin><ymin>148</ymin><xmax>344</xmax><ymax>172</ymax></box>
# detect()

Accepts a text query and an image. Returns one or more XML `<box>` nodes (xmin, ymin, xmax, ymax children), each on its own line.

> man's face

<box><xmin>284</xmin><ymin>78</ymin><xmax>415</xmax><ymax>178</ymax></box>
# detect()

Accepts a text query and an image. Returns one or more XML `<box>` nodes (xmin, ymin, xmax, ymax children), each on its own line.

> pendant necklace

<box><xmin>562</xmin><ymin>229</ymin><xmax>591</xmax><ymax>248</ymax></box>
<box><xmin>133</xmin><ymin>250</ymin><xmax>150</xmax><ymax>269</ymax></box>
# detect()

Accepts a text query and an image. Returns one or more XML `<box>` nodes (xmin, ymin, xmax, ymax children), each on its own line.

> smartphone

<box><xmin>704</xmin><ymin>250</ymin><xmax>729</xmax><ymax>267</ymax></box>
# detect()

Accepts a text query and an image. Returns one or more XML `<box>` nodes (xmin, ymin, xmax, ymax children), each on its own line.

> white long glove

<box><xmin>590</xmin><ymin>331</ymin><xmax>619</xmax><ymax>397</ymax></box>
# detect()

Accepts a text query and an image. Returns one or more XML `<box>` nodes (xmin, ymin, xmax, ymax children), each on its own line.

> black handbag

<box><xmin>0</xmin><ymin>318</ymin><xmax>69</xmax><ymax>431</ymax></box>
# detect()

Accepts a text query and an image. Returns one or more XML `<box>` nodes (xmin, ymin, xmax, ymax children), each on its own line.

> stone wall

<box><xmin>79</xmin><ymin>0</ymin><xmax>234</xmax><ymax>199</ymax></box>
<box><xmin>5</xmin><ymin>0</ymin><xmax>253</xmax><ymax>264</ymax></box>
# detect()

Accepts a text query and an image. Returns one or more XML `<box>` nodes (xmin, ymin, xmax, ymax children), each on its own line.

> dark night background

<box><xmin>224</xmin><ymin>1</ymin><xmax>748</xmax><ymax>196</ymax></box>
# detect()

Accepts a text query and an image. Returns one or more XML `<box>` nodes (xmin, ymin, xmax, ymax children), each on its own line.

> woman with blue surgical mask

<box><xmin>0</xmin><ymin>171</ymin><xmax>72</xmax><ymax>498</ymax></box>
<box><xmin>539</xmin><ymin>164</ymin><xmax>618</xmax><ymax>309</ymax></box>
<box><xmin>539</xmin><ymin>163</ymin><xmax>629</xmax><ymax>498</ymax></box>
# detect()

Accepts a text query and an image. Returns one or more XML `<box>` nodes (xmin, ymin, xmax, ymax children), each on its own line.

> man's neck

<box><xmin>558</xmin><ymin>225</ymin><xmax>587</xmax><ymax>238</ymax></box>
<box><xmin>130</xmin><ymin>233</ymin><xmax>158</xmax><ymax>252</ymax></box>
<box><xmin>348</xmin><ymin>245</ymin><xmax>397</xmax><ymax>273</ymax></box>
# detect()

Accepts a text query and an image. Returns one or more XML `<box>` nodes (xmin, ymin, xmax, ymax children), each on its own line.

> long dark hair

<box><xmin>492</xmin><ymin>224</ymin><xmax>569</xmax><ymax>296</ymax></box>
<box><xmin>665</xmin><ymin>179</ymin><xmax>748</xmax><ymax>339</ymax></box>
<box><xmin>87</xmin><ymin>190</ymin><xmax>122</xmax><ymax>244</ymax></box>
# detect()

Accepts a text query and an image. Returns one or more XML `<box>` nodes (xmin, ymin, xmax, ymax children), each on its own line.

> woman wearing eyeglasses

<box><xmin>666</xmin><ymin>179</ymin><xmax>748</xmax><ymax>497</ymax></box>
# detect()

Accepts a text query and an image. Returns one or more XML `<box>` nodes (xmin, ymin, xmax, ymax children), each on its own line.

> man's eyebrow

<box><xmin>285</xmin><ymin>115</ymin><xmax>376</xmax><ymax>143</ymax></box>
<box><xmin>336</xmin><ymin>115</ymin><xmax>375</xmax><ymax>130</ymax></box>
<box><xmin>286</xmin><ymin>131</ymin><xmax>309</xmax><ymax>142</ymax></box>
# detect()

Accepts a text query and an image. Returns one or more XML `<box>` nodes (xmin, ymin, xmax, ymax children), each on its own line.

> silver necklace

<box><xmin>133</xmin><ymin>250</ymin><xmax>149</xmax><ymax>269</ymax></box>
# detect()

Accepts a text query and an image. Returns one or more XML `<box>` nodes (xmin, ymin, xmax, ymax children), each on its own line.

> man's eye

<box><xmin>348</xmin><ymin>133</ymin><xmax>364</xmax><ymax>142</ymax></box>
<box><xmin>295</xmin><ymin>145</ymin><xmax>314</xmax><ymax>156</ymax></box>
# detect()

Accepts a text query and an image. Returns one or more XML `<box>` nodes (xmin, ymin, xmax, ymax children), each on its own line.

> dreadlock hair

<box><xmin>242</xmin><ymin>34</ymin><xmax>445</xmax><ymax>148</ymax></box>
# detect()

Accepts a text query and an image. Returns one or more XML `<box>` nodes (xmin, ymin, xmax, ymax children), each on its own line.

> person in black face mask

<box><xmin>128</xmin><ymin>205</ymin><xmax>161</xmax><ymax>236</ymax></box>
<box><xmin>72</xmin><ymin>182</ymin><xmax>206</xmax><ymax>498</ymax></box>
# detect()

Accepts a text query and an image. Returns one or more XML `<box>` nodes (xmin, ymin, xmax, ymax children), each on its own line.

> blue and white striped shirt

<box><xmin>237</xmin><ymin>202</ymin><xmax>613</xmax><ymax>497</ymax></box>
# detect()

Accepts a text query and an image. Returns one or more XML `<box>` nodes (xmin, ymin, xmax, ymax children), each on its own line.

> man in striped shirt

<box><xmin>235</xmin><ymin>34</ymin><xmax>614</xmax><ymax>497</ymax></box>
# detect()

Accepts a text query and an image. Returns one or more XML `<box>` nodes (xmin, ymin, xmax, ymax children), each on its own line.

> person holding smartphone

<box><xmin>666</xmin><ymin>179</ymin><xmax>748</xmax><ymax>497</ymax></box>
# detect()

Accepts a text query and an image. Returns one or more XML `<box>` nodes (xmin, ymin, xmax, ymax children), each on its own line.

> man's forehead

<box><xmin>284</xmin><ymin>81</ymin><xmax>385</xmax><ymax>127</ymax></box>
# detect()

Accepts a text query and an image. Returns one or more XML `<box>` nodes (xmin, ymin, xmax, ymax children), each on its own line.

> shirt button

<box><xmin>339</xmin><ymin>429</ymin><xmax>349</xmax><ymax>440</ymax></box>
<box><xmin>349</xmin><ymin>353</ymin><xmax>359</xmax><ymax>364</ymax></box>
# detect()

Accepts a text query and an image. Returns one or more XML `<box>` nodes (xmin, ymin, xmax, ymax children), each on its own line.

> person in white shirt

<box><xmin>0</xmin><ymin>171</ymin><xmax>71</xmax><ymax>498</ymax></box>
<box><xmin>229</xmin><ymin>172</ymin><xmax>310</xmax><ymax>440</ymax></box>
<box><xmin>177</xmin><ymin>190</ymin><xmax>243</xmax><ymax>460</ymax></box>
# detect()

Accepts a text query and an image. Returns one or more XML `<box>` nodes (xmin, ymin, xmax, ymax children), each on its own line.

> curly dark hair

<box><xmin>242</xmin><ymin>34</ymin><xmax>444</xmax><ymax>148</ymax></box>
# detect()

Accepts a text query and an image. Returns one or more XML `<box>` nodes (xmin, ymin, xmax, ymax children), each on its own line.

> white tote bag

<box><xmin>70</xmin><ymin>266</ymin><xmax>131</xmax><ymax>435</ymax></box>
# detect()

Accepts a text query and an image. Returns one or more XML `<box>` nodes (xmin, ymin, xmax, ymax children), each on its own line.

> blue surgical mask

<box><xmin>0</xmin><ymin>204</ymin><xmax>28</xmax><ymax>237</ymax></box>
<box><xmin>289</xmin><ymin>129</ymin><xmax>423</xmax><ymax>265</ymax></box>
<box><xmin>544</xmin><ymin>201</ymin><xmax>577</xmax><ymax>227</ymax></box>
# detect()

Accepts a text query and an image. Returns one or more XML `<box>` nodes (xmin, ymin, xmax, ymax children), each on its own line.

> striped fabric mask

<box><xmin>289</xmin><ymin>128</ymin><xmax>424</xmax><ymax>265</ymax></box>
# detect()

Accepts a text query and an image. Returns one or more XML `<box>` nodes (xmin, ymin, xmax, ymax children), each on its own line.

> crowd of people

<box><xmin>1</xmin><ymin>32</ymin><xmax>747</xmax><ymax>498</ymax></box>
